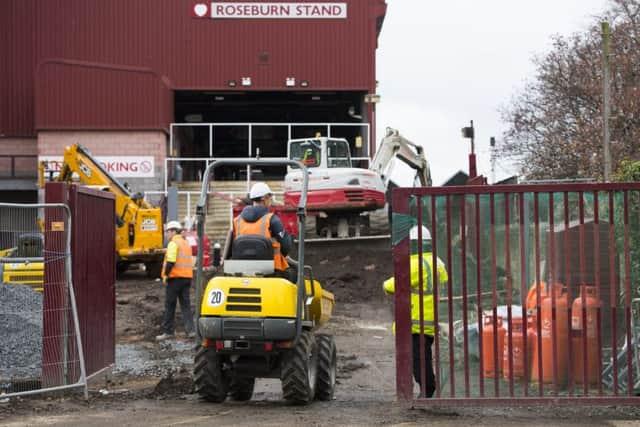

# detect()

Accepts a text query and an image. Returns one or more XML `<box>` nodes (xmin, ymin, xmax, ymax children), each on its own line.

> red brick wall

<box><xmin>0</xmin><ymin>138</ymin><xmax>37</xmax><ymax>155</ymax></box>
<box><xmin>38</xmin><ymin>130</ymin><xmax>167</xmax><ymax>191</ymax></box>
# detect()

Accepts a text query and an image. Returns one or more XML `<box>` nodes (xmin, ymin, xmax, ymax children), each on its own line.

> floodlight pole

<box><xmin>462</xmin><ymin>120</ymin><xmax>477</xmax><ymax>179</ymax></box>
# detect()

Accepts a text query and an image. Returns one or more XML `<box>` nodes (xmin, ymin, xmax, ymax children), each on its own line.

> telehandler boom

<box><xmin>41</xmin><ymin>144</ymin><xmax>165</xmax><ymax>277</ymax></box>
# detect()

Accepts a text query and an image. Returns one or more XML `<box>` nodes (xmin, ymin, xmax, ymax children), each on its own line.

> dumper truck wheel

<box><xmin>228</xmin><ymin>377</ymin><xmax>255</xmax><ymax>401</ymax></box>
<box><xmin>315</xmin><ymin>334</ymin><xmax>336</xmax><ymax>401</ymax></box>
<box><xmin>145</xmin><ymin>261</ymin><xmax>162</xmax><ymax>279</ymax></box>
<box><xmin>281</xmin><ymin>330</ymin><xmax>317</xmax><ymax>404</ymax></box>
<box><xmin>194</xmin><ymin>346</ymin><xmax>228</xmax><ymax>403</ymax></box>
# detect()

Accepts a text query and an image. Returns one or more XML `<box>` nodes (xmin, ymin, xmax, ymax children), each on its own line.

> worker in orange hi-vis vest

<box><xmin>156</xmin><ymin>220</ymin><xmax>195</xmax><ymax>341</ymax></box>
<box><xmin>233</xmin><ymin>182</ymin><xmax>296</xmax><ymax>282</ymax></box>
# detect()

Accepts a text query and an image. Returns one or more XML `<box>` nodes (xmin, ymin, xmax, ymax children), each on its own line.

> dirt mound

<box><xmin>302</xmin><ymin>238</ymin><xmax>393</xmax><ymax>304</ymax></box>
<box><xmin>150</xmin><ymin>375</ymin><xmax>194</xmax><ymax>398</ymax></box>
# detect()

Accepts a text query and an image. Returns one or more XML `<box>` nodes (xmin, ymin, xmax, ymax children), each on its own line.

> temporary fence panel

<box><xmin>0</xmin><ymin>201</ymin><xmax>87</xmax><ymax>398</ymax></box>
<box><xmin>45</xmin><ymin>183</ymin><xmax>116</xmax><ymax>380</ymax></box>
<box><xmin>392</xmin><ymin>183</ymin><xmax>640</xmax><ymax>405</ymax></box>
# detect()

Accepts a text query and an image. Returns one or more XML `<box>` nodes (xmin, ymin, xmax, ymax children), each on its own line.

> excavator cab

<box><xmin>194</xmin><ymin>159</ymin><xmax>336</xmax><ymax>405</ymax></box>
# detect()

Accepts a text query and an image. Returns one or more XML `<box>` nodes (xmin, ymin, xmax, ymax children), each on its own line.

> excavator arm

<box><xmin>52</xmin><ymin>144</ymin><xmax>152</xmax><ymax>208</ymax></box>
<box><xmin>369</xmin><ymin>127</ymin><xmax>432</xmax><ymax>188</ymax></box>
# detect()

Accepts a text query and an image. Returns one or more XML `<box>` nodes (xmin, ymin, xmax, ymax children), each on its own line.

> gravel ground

<box><xmin>113</xmin><ymin>340</ymin><xmax>194</xmax><ymax>378</ymax></box>
<box><xmin>0</xmin><ymin>284</ymin><xmax>42</xmax><ymax>381</ymax></box>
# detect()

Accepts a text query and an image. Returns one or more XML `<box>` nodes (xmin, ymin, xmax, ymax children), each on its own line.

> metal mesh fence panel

<box><xmin>0</xmin><ymin>203</ymin><xmax>87</xmax><ymax>398</ymax></box>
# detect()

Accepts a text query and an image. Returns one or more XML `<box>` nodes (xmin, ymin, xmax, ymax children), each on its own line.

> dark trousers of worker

<box><xmin>161</xmin><ymin>277</ymin><xmax>194</xmax><ymax>334</ymax></box>
<box><xmin>274</xmin><ymin>265</ymin><xmax>298</xmax><ymax>283</ymax></box>
<box><xmin>412</xmin><ymin>334</ymin><xmax>435</xmax><ymax>398</ymax></box>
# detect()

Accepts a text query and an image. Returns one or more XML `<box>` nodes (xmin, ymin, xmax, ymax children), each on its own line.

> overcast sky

<box><xmin>375</xmin><ymin>0</ymin><xmax>609</xmax><ymax>186</ymax></box>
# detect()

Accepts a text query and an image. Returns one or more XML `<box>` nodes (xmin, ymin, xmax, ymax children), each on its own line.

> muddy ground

<box><xmin>2</xmin><ymin>239</ymin><xmax>640</xmax><ymax>426</ymax></box>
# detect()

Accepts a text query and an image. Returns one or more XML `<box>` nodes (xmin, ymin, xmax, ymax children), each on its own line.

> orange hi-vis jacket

<box><xmin>162</xmin><ymin>234</ymin><xmax>194</xmax><ymax>279</ymax></box>
<box><xmin>233</xmin><ymin>213</ymin><xmax>289</xmax><ymax>271</ymax></box>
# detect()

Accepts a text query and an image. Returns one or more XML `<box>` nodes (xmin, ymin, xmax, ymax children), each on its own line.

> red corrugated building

<box><xmin>0</xmin><ymin>0</ymin><xmax>386</xmax><ymax>200</ymax></box>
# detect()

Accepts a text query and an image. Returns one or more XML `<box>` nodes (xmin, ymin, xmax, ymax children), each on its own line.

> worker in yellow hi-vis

<box><xmin>383</xmin><ymin>225</ymin><xmax>448</xmax><ymax>397</ymax></box>
<box><xmin>156</xmin><ymin>220</ymin><xmax>195</xmax><ymax>341</ymax></box>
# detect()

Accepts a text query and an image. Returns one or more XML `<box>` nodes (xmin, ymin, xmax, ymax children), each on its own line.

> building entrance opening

<box><xmin>172</xmin><ymin>90</ymin><xmax>369</xmax><ymax>182</ymax></box>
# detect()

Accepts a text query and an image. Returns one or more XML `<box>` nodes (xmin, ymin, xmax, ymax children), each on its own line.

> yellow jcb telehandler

<box><xmin>193</xmin><ymin>158</ymin><xmax>336</xmax><ymax>405</ymax></box>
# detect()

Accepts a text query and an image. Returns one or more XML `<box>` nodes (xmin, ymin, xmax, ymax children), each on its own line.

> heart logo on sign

<box><xmin>194</xmin><ymin>3</ymin><xmax>208</xmax><ymax>17</ymax></box>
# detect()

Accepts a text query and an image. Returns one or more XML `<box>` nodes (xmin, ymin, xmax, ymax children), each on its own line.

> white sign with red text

<box><xmin>40</xmin><ymin>156</ymin><xmax>155</xmax><ymax>178</ymax></box>
<box><xmin>192</xmin><ymin>2</ymin><xmax>347</xmax><ymax>19</ymax></box>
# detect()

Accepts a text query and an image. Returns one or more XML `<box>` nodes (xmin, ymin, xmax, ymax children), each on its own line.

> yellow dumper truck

<box><xmin>194</xmin><ymin>158</ymin><xmax>336</xmax><ymax>405</ymax></box>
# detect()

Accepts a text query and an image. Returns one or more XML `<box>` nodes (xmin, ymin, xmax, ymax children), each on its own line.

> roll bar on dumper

<box><xmin>194</xmin><ymin>158</ymin><xmax>310</xmax><ymax>344</ymax></box>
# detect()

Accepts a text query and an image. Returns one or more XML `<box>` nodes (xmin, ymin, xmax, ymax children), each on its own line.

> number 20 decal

<box><xmin>208</xmin><ymin>288</ymin><xmax>225</xmax><ymax>307</ymax></box>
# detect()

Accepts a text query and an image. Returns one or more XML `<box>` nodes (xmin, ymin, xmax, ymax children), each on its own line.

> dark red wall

<box><xmin>1</xmin><ymin>0</ymin><xmax>386</xmax><ymax>137</ymax></box>
<box><xmin>35</xmin><ymin>60</ymin><xmax>173</xmax><ymax>131</ymax></box>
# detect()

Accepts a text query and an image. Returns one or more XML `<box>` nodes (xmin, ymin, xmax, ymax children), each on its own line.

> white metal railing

<box><xmin>163</xmin><ymin>156</ymin><xmax>291</xmax><ymax>193</ymax></box>
<box><xmin>145</xmin><ymin>190</ymin><xmax>286</xmax><ymax>229</ymax></box>
<box><xmin>167</xmin><ymin>122</ymin><xmax>372</xmax><ymax>191</ymax></box>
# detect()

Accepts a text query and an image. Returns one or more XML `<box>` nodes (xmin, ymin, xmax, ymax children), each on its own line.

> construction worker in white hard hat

<box><xmin>232</xmin><ymin>182</ymin><xmax>295</xmax><ymax>282</ymax></box>
<box><xmin>382</xmin><ymin>225</ymin><xmax>448</xmax><ymax>398</ymax></box>
<box><xmin>156</xmin><ymin>220</ymin><xmax>195</xmax><ymax>341</ymax></box>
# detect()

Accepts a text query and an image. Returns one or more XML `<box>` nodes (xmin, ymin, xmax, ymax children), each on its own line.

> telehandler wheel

<box><xmin>228</xmin><ymin>377</ymin><xmax>255</xmax><ymax>401</ymax></box>
<box><xmin>194</xmin><ymin>346</ymin><xmax>228</xmax><ymax>403</ymax></box>
<box><xmin>315</xmin><ymin>334</ymin><xmax>336</xmax><ymax>401</ymax></box>
<box><xmin>281</xmin><ymin>330</ymin><xmax>317</xmax><ymax>405</ymax></box>
<box><xmin>116</xmin><ymin>261</ymin><xmax>129</xmax><ymax>278</ymax></box>
<box><xmin>145</xmin><ymin>261</ymin><xmax>162</xmax><ymax>279</ymax></box>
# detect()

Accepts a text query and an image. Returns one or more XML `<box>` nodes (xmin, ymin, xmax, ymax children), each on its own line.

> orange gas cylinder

<box><xmin>526</xmin><ymin>281</ymin><xmax>565</xmax><ymax>311</ymax></box>
<box><xmin>531</xmin><ymin>289</ymin><xmax>569</xmax><ymax>384</ymax></box>
<box><xmin>503</xmin><ymin>317</ymin><xmax>526</xmax><ymax>379</ymax></box>
<box><xmin>482</xmin><ymin>315</ymin><xmax>505</xmax><ymax>378</ymax></box>
<box><xmin>571</xmin><ymin>285</ymin><xmax>600</xmax><ymax>385</ymax></box>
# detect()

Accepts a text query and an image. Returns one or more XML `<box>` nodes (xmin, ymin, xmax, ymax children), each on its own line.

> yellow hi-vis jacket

<box><xmin>383</xmin><ymin>252</ymin><xmax>448</xmax><ymax>336</ymax></box>
<box><xmin>162</xmin><ymin>234</ymin><xmax>194</xmax><ymax>279</ymax></box>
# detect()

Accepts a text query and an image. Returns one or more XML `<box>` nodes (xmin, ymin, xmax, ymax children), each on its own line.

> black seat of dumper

<box><xmin>231</xmin><ymin>235</ymin><xmax>273</xmax><ymax>260</ymax></box>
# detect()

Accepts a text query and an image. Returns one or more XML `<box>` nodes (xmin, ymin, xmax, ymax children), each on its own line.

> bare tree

<box><xmin>498</xmin><ymin>0</ymin><xmax>640</xmax><ymax>180</ymax></box>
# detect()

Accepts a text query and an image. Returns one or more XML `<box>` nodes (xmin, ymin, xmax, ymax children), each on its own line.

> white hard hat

<box><xmin>165</xmin><ymin>220</ymin><xmax>182</xmax><ymax>231</ymax></box>
<box><xmin>249</xmin><ymin>182</ymin><xmax>272</xmax><ymax>200</ymax></box>
<box><xmin>409</xmin><ymin>225</ymin><xmax>431</xmax><ymax>241</ymax></box>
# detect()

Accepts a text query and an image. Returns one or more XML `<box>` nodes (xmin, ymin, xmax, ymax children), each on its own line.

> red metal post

<box><xmin>623</xmin><ymin>191</ymin><xmax>633</xmax><ymax>395</ymax></box>
<box><xmin>504</xmin><ymin>194</ymin><xmax>514</xmax><ymax>396</ymax></box>
<box><xmin>460</xmin><ymin>195</ymin><xmax>470</xmax><ymax>397</ymax></box>
<box><xmin>490</xmin><ymin>193</ymin><xmax>499</xmax><ymax>397</ymax></box>
<box><xmin>417</xmin><ymin>197</ymin><xmax>426</xmax><ymax>398</ymax></box>
<box><xmin>392</xmin><ymin>188</ymin><xmax>413</xmax><ymax>402</ymax></box>
<box><xmin>534</xmin><ymin>193</ymin><xmax>543</xmax><ymax>396</ymax></box>
<box><xmin>446</xmin><ymin>195</ymin><xmax>455</xmax><ymax>397</ymax></box>
<box><xmin>609</xmin><ymin>192</ymin><xmax>618</xmax><ymax>395</ymax></box>
<box><xmin>475</xmin><ymin>194</ymin><xmax>485</xmax><ymax>397</ymax></box>
<box><xmin>519</xmin><ymin>193</ymin><xmax>528</xmax><ymax>397</ymax></box>
<box><xmin>549</xmin><ymin>193</ymin><xmax>559</xmax><ymax>395</ymax></box>
<box><xmin>593</xmin><ymin>192</ymin><xmax>603</xmax><ymax>395</ymax></box>
<box><xmin>431</xmin><ymin>196</ymin><xmax>441</xmax><ymax>398</ymax></box>
<box><xmin>579</xmin><ymin>192</ymin><xmax>589</xmax><ymax>396</ymax></box>
<box><xmin>564</xmin><ymin>192</ymin><xmax>574</xmax><ymax>395</ymax></box>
